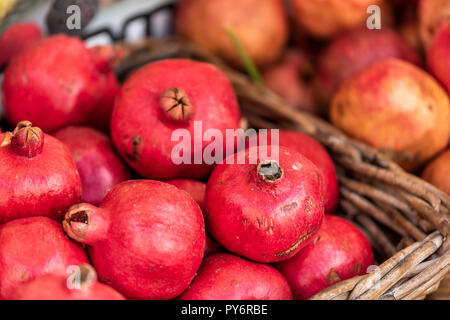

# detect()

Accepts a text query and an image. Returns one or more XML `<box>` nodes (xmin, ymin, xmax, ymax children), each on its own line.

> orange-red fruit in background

<box><xmin>427</xmin><ymin>22</ymin><xmax>450</xmax><ymax>94</ymax></box>
<box><xmin>422</xmin><ymin>149</ymin><xmax>450</xmax><ymax>195</ymax></box>
<box><xmin>175</xmin><ymin>0</ymin><xmax>288</xmax><ymax>67</ymax></box>
<box><xmin>419</xmin><ymin>0</ymin><xmax>450</xmax><ymax>48</ymax></box>
<box><xmin>330</xmin><ymin>58</ymin><xmax>450</xmax><ymax>171</ymax></box>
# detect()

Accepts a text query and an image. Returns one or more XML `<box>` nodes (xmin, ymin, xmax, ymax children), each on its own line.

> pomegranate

<box><xmin>111</xmin><ymin>59</ymin><xmax>241</xmax><ymax>180</ymax></box>
<box><xmin>0</xmin><ymin>22</ymin><xmax>42</xmax><ymax>68</ymax></box>
<box><xmin>315</xmin><ymin>28</ymin><xmax>421</xmax><ymax>108</ymax></box>
<box><xmin>175</xmin><ymin>0</ymin><xmax>288</xmax><ymax>67</ymax></box>
<box><xmin>422</xmin><ymin>149</ymin><xmax>450</xmax><ymax>195</ymax></box>
<box><xmin>290</xmin><ymin>0</ymin><xmax>386</xmax><ymax>39</ymax></box>
<box><xmin>63</xmin><ymin>180</ymin><xmax>205</xmax><ymax>300</ymax></box>
<box><xmin>0</xmin><ymin>121</ymin><xmax>82</xmax><ymax>224</ymax></box>
<box><xmin>15</xmin><ymin>264</ymin><xmax>125</xmax><ymax>300</ymax></box>
<box><xmin>0</xmin><ymin>216</ymin><xmax>88</xmax><ymax>300</ymax></box>
<box><xmin>179</xmin><ymin>253</ymin><xmax>292</xmax><ymax>300</ymax></box>
<box><xmin>330</xmin><ymin>58</ymin><xmax>450</xmax><ymax>171</ymax></box>
<box><xmin>205</xmin><ymin>146</ymin><xmax>324</xmax><ymax>263</ymax></box>
<box><xmin>2</xmin><ymin>34</ymin><xmax>118</xmax><ymax>133</ymax></box>
<box><xmin>53</xmin><ymin>126</ymin><xmax>131</xmax><ymax>205</ymax></box>
<box><xmin>427</xmin><ymin>22</ymin><xmax>450</xmax><ymax>94</ymax></box>
<box><xmin>262</xmin><ymin>49</ymin><xmax>317</xmax><ymax>114</ymax></box>
<box><xmin>419</xmin><ymin>0</ymin><xmax>450</xmax><ymax>48</ymax></box>
<box><xmin>277</xmin><ymin>215</ymin><xmax>374</xmax><ymax>299</ymax></box>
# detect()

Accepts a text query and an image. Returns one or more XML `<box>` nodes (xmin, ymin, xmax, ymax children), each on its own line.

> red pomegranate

<box><xmin>0</xmin><ymin>22</ymin><xmax>42</xmax><ymax>68</ymax></box>
<box><xmin>53</xmin><ymin>126</ymin><xmax>131</xmax><ymax>205</ymax></box>
<box><xmin>0</xmin><ymin>121</ymin><xmax>82</xmax><ymax>224</ymax></box>
<box><xmin>205</xmin><ymin>145</ymin><xmax>324</xmax><ymax>263</ymax></box>
<box><xmin>419</xmin><ymin>0</ymin><xmax>450</xmax><ymax>48</ymax></box>
<box><xmin>111</xmin><ymin>59</ymin><xmax>242</xmax><ymax>180</ymax></box>
<box><xmin>277</xmin><ymin>215</ymin><xmax>374</xmax><ymax>299</ymax></box>
<box><xmin>179</xmin><ymin>253</ymin><xmax>292</xmax><ymax>300</ymax></box>
<box><xmin>315</xmin><ymin>28</ymin><xmax>421</xmax><ymax>107</ymax></box>
<box><xmin>15</xmin><ymin>264</ymin><xmax>125</xmax><ymax>300</ymax></box>
<box><xmin>427</xmin><ymin>22</ymin><xmax>450</xmax><ymax>94</ymax></box>
<box><xmin>0</xmin><ymin>217</ymin><xmax>88</xmax><ymax>300</ymax></box>
<box><xmin>63</xmin><ymin>180</ymin><xmax>205</xmax><ymax>300</ymax></box>
<box><xmin>2</xmin><ymin>34</ymin><xmax>118</xmax><ymax>133</ymax></box>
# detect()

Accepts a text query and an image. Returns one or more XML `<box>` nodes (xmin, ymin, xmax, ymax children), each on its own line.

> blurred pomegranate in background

<box><xmin>419</xmin><ymin>0</ymin><xmax>450</xmax><ymax>48</ymax></box>
<box><xmin>290</xmin><ymin>0</ymin><xmax>387</xmax><ymax>39</ymax></box>
<box><xmin>262</xmin><ymin>49</ymin><xmax>317</xmax><ymax>114</ymax></box>
<box><xmin>330</xmin><ymin>58</ymin><xmax>450</xmax><ymax>171</ymax></box>
<box><xmin>427</xmin><ymin>22</ymin><xmax>450</xmax><ymax>94</ymax></box>
<box><xmin>175</xmin><ymin>0</ymin><xmax>289</xmax><ymax>67</ymax></box>
<box><xmin>399</xmin><ymin>7</ymin><xmax>423</xmax><ymax>52</ymax></box>
<box><xmin>422</xmin><ymin>149</ymin><xmax>450</xmax><ymax>195</ymax></box>
<box><xmin>315</xmin><ymin>28</ymin><xmax>421</xmax><ymax>109</ymax></box>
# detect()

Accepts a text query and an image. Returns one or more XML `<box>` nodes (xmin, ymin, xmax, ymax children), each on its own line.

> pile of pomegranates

<box><xmin>0</xmin><ymin>0</ymin><xmax>449</xmax><ymax>301</ymax></box>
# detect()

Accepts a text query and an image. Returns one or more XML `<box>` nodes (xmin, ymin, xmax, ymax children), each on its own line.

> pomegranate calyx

<box><xmin>257</xmin><ymin>160</ymin><xmax>283</xmax><ymax>182</ymax></box>
<box><xmin>159</xmin><ymin>87</ymin><xmax>194</xmax><ymax>122</ymax></box>
<box><xmin>9</xmin><ymin>121</ymin><xmax>44</xmax><ymax>158</ymax></box>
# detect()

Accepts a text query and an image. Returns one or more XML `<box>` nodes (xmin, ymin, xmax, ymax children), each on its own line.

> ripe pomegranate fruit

<box><xmin>63</xmin><ymin>180</ymin><xmax>205</xmax><ymax>300</ymax></box>
<box><xmin>315</xmin><ymin>28</ymin><xmax>421</xmax><ymax>108</ymax></box>
<box><xmin>0</xmin><ymin>121</ymin><xmax>81</xmax><ymax>224</ymax></box>
<box><xmin>422</xmin><ymin>149</ymin><xmax>450</xmax><ymax>195</ymax></box>
<box><xmin>262</xmin><ymin>49</ymin><xmax>317</xmax><ymax>114</ymax></box>
<box><xmin>15</xmin><ymin>264</ymin><xmax>125</xmax><ymax>300</ymax></box>
<box><xmin>53</xmin><ymin>126</ymin><xmax>131</xmax><ymax>205</ymax></box>
<box><xmin>0</xmin><ymin>217</ymin><xmax>88</xmax><ymax>300</ymax></box>
<box><xmin>277</xmin><ymin>215</ymin><xmax>374</xmax><ymax>300</ymax></box>
<box><xmin>427</xmin><ymin>22</ymin><xmax>450</xmax><ymax>94</ymax></box>
<box><xmin>2</xmin><ymin>34</ymin><xmax>118</xmax><ymax>133</ymax></box>
<box><xmin>419</xmin><ymin>0</ymin><xmax>450</xmax><ymax>48</ymax></box>
<box><xmin>0</xmin><ymin>22</ymin><xmax>42</xmax><ymax>68</ymax></box>
<box><xmin>179</xmin><ymin>253</ymin><xmax>292</xmax><ymax>300</ymax></box>
<box><xmin>111</xmin><ymin>59</ymin><xmax>241</xmax><ymax>180</ymax></box>
<box><xmin>175</xmin><ymin>0</ymin><xmax>288</xmax><ymax>67</ymax></box>
<box><xmin>205</xmin><ymin>146</ymin><xmax>324</xmax><ymax>263</ymax></box>
<box><xmin>330</xmin><ymin>58</ymin><xmax>450</xmax><ymax>171</ymax></box>
<box><xmin>290</xmin><ymin>0</ymin><xmax>386</xmax><ymax>39</ymax></box>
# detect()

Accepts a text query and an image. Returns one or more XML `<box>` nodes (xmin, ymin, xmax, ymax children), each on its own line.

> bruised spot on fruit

<box><xmin>343</xmin><ymin>239</ymin><xmax>351</xmax><ymax>250</ymax></box>
<box><xmin>327</xmin><ymin>268</ymin><xmax>341</xmax><ymax>284</ymax></box>
<box><xmin>314</xmin><ymin>235</ymin><xmax>320</xmax><ymax>244</ymax></box>
<box><xmin>428</xmin><ymin>104</ymin><xmax>434</xmax><ymax>112</ymax></box>
<box><xmin>257</xmin><ymin>160</ymin><xmax>283</xmax><ymax>182</ymax></box>
<box><xmin>124</xmin><ymin>135</ymin><xmax>143</xmax><ymax>162</ymax></box>
<box><xmin>352</xmin><ymin>263</ymin><xmax>363</xmax><ymax>274</ymax></box>
<box><xmin>243</xmin><ymin>218</ymin><xmax>247</xmax><ymax>226</ymax></box>
<box><xmin>304</xmin><ymin>197</ymin><xmax>315</xmax><ymax>214</ymax></box>
<box><xmin>282</xmin><ymin>202</ymin><xmax>298</xmax><ymax>212</ymax></box>
<box><xmin>274</xmin><ymin>225</ymin><xmax>319</xmax><ymax>257</ymax></box>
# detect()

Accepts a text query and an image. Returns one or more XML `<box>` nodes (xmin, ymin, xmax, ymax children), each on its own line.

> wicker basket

<box><xmin>113</xmin><ymin>37</ymin><xmax>450</xmax><ymax>300</ymax></box>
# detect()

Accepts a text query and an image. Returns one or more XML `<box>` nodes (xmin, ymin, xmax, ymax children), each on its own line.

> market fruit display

<box><xmin>14</xmin><ymin>264</ymin><xmax>125</xmax><ymax>300</ymax></box>
<box><xmin>277</xmin><ymin>215</ymin><xmax>374</xmax><ymax>299</ymax></box>
<box><xmin>53</xmin><ymin>126</ymin><xmax>130</xmax><ymax>205</ymax></box>
<box><xmin>205</xmin><ymin>146</ymin><xmax>324</xmax><ymax>263</ymax></box>
<box><xmin>111</xmin><ymin>59</ymin><xmax>241</xmax><ymax>180</ymax></box>
<box><xmin>2</xmin><ymin>34</ymin><xmax>118</xmax><ymax>133</ymax></box>
<box><xmin>179</xmin><ymin>253</ymin><xmax>292</xmax><ymax>300</ymax></box>
<box><xmin>62</xmin><ymin>180</ymin><xmax>205</xmax><ymax>299</ymax></box>
<box><xmin>175</xmin><ymin>0</ymin><xmax>288</xmax><ymax>67</ymax></box>
<box><xmin>0</xmin><ymin>217</ymin><xmax>88</xmax><ymax>299</ymax></box>
<box><xmin>0</xmin><ymin>121</ymin><xmax>82</xmax><ymax>224</ymax></box>
<box><xmin>330</xmin><ymin>58</ymin><xmax>450</xmax><ymax>171</ymax></box>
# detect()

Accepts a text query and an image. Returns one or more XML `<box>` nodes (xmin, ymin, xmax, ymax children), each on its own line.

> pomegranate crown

<box><xmin>0</xmin><ymin>120</ymin><xmax>44</xmax><ymax>158</ymax></box>
<box><xmin>159</xmin><ymin>87</ymin><xmax>194</xmax><ymax>122</ymax></box>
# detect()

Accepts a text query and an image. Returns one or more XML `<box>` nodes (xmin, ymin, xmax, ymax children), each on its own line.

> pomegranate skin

<box><xmin>0</xmin><ymin>122</ymin><xmax>82</xmax><ymax>224</ymax></box>
<box><xmin>419</xmin><ymin>0</ymin><xmax>450</xmax><ymax>48</ymax></box>
<box><xmin>166</xmin><ymin>179</ymin><xmax>206</xmax><ymax>212</ymax></box>
<box><xmin>175</xmin><ymin>0</ymin><xmax>288</xmax><ymax>67</ymax></box>
<box><xmin>427</xmin><ymin>22</ymin><xmax>450</xmax><ymax>94</ymax></box>
<box><xmin>422</xmin><ymin>149</ymin><xmax>450</xmax><ymax>195</ymax></box>
<box><xmin>111</xmin><ymin>59</ymin><xmax>241</xmax><ymax>180</ymax></box>
<box><xmin>2</xmin><ymin>35</ymin><xmax>118</xmax><ymax>133</ymax></box>
<box><xmin>179</xmin><ymin>253</ymin><xmax>292</xmax><ymax>300</ymax></box>
<box><xmin>63</xmin><ymin>180</ymin><xmax>205</xmax><ymax>300</ymax></box>
<box><xmin>205</xmin><ymin>146</ymin><xmax>324</xmax><ymax>263</ymax></box>
<box><xmin>276</xmin><ymin>215</ymin><xmax>374</xmax><ymax>300</ymax></box>
<box><xmin>15</xmin><ymin>264</ymin><xmax>125</xmax><ymax>300</ymax></box>
<box><xmin>315</xmin><ymin>28</ymin><xmax>421</xmax><ymax>107</ymax></box>
<box><xmin>53</xmin><ymin>126</ymin><xmax>131</xmax><ymax>205</ymax></box>
<box><xmin>330</xmin><ymin>58</ymin><xmax>450</xmax><ymax>171</ymax></box>
<box><xmin>0</xmin><ymin>217</ymin><xmax>88</xmax><ymax>300</ymax></box>
<box><xmin>0</xmin><ymin>22</ymin><xmax>42</xmax><ymax>67</ymax></box>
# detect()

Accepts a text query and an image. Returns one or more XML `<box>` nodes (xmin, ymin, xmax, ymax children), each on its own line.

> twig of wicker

<box><xmin>115</xmin><ymin>37</ymin><xmax>450</xmax><ymax>300</ymax></box>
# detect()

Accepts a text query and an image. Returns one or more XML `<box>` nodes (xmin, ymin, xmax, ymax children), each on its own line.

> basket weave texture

<box><xmin>115</xmin><ymin>38</ymin><xmax>450</xmax><ymax>300</ymax></box>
